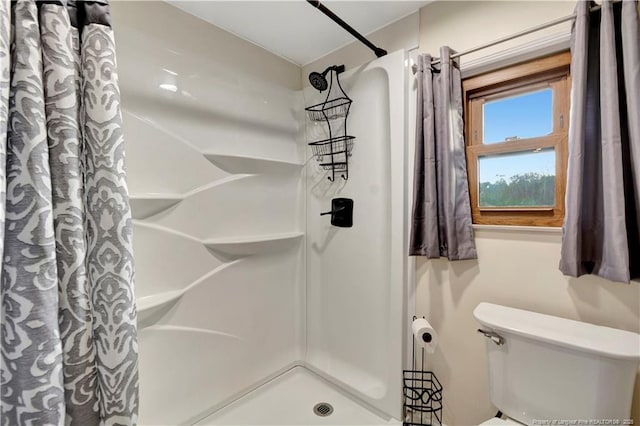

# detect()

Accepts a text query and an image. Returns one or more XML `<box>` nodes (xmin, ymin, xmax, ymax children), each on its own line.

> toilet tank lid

<box><xmin>474</xmin><ymin>303</ymin><xmax>640</xmax><ymax>361</ymax></box>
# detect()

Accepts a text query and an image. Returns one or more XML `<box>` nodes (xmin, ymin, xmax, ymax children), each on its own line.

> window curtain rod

<box><xmin>426</xmin><ymin>3</ymin><xmax>611</xmax><ymax>67</ymax></box>
<box><xmin>306</xmin><ymin>0</ymin><xmax>387</xmax><ymax>58</ymax></box>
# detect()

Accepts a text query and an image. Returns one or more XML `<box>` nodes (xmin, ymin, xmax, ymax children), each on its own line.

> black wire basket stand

<box><xmin>403</xmin><ymin>316</ymin><xmax>443</xmax><ymax>426</ymax></box>
<box><xmin>305</xmin><ymin>65</ymin><xmax>354</xmax><ymax>181</ymax></box>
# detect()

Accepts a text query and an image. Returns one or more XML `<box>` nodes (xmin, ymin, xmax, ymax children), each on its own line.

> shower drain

<box><xmin>313</xmin><ymin>402</ymin><xmax>334</xmax><ymax>417</ymax></box>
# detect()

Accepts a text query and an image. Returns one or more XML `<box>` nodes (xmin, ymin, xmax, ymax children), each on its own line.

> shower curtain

<box><xmin>560</xmin><ymin>0</ymin><xmax>640</xmax><ymax>284</ymax></box>
<box><xmin>410</xmin><ymin>47</ymin><xmax>477</xmax><ymax>260</ymax></box>
<box><xmin>0</xmin><ymin>1</ymin><xmax>138</xmax><ymax>425</ymax></box>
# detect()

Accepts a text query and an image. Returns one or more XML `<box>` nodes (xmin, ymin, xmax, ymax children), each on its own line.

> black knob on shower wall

<box><xmin>320</xmin><ymin>198</ymin><xmax>353</xmax><ymax>228</ymax></box>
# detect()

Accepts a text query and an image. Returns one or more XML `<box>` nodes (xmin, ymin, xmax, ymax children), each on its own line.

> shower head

<box><xmin>309</xmin><ymin>71</ymin><xmax>328</xmax><ymax>92</ymax></box>
<box><xmin>308</xmin><ymin>65</ymin><xmax>345</xmax><ymax>92</ymax></box>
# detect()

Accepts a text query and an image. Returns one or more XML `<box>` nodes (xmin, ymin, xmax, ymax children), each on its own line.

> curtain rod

<box><xmin>306</xmin><ymin>0</ymin><xmax>387</xmax><ymax>58</ymax></box>
<box><xmin>427</xmin><ymin>3</ymin><xmax>609</xmax><ymax>67</ymax></box>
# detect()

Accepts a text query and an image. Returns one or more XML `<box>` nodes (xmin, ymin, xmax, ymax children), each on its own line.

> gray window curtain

<box><xmin>560</xmin><ymin>0</ymin><xmax>640</xmax><ymax>284</ymax></box>
<box><xmin>410</xmin><ymin>47</ymin><xmax>477</xmax><ymax>260</ymax></box>
<box><xmin>0</xmin><ymin>1</ymin><xmax>138</xmax><ymax>424</ymax></box>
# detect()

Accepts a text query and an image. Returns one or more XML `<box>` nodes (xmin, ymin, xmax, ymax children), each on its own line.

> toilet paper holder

<box><xmin>420</xmin><ymin>332</ymin><xmax>433</xmax><ymax>343</ymax></box>
<box><xmin>403</xmin><ymin>316</ymin><xmax>443</xmax><ymax>426</ymax></box>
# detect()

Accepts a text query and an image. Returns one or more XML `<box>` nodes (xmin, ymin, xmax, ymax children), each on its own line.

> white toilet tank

<box><xmin>474</xmin><ymin>303</ymin><xmax>640</xmax><ymax>425</ymax></box>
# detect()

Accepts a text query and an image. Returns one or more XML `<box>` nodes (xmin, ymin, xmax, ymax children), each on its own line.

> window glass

<box><xmin>478</xmin><ymin>148</ymin><xmax>556</xmax><ymax>207</ymax></box>
<box><xmin>483</xmin><ymin>88</ymin><xmax>553</xmax><ymax>144</ymax></box>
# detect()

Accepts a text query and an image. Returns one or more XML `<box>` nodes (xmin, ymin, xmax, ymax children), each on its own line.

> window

<box><xmin>463</xmin><ymin>52</ymin><xmax>571</xmax><ymax>226</ymax></box>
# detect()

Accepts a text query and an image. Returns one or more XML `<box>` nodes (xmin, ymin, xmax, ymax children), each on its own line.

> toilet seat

<box><xmin>479</xmin><ymin>417</ymin><xmax>522</xmax><ymax>425</ymax></box>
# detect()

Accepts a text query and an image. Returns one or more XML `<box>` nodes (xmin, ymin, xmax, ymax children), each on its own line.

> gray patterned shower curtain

<box><xmin>0</xmin><ymin>1</ymin><xmax>138</xmax><ymax>425</ymax></box>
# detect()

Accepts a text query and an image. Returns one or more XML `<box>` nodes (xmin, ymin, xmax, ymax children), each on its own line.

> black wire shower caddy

<box><xmin>305</xmin><ymin>65</ymin><xmax>354</xmax><ymax>181</ymax></box>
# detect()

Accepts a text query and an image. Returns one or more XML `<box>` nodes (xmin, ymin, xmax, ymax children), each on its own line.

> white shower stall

<box><xmin>114</xmin><ymin>3</ymin><xmax>414</xmax><ymax>424</ymax></box>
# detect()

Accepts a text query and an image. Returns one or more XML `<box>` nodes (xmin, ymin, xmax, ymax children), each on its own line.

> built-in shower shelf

<box><xmin>130</xmin><ymin>194</ymin><xmax>183</xmax><ymax>219</ymax></box>
<box><xmin>203</xmin><ymin>232</ymin><xmax>304</xmax><ymax>257</ymax></box>
<box><xmin>137</xmin><ymin>290</ymin><xmax>183</xmax><ymax>324</ymax></box>
<box><xmin>203</xmin><ymin>153</ymin><xmax>303</xmax><ymax>174</ymax></box>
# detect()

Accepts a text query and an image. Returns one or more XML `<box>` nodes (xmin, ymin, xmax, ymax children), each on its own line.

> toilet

<box><xmin>474</xmin><ymin>303</ymin><xmax>640</xmax><ymax>425</ymax></box>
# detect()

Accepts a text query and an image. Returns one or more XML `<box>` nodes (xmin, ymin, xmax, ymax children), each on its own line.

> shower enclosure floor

<box><xmin>195</xmin><ymin>366</ymin><xmax>399</xmax><ymax>425</ymax></box>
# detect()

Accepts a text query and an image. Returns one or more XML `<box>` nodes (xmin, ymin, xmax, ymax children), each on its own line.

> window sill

<box><xmin>478</xmin><ymin>207</ymin><xmax>554</xmax><ymax>212</ymax></box>
<box><xmin>472</xmin><ymin>224</ymin><xmax>562</xmax><ymax>233</ymax></box>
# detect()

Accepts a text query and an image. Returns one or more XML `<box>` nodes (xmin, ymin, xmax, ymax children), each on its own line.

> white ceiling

<box><xmin>168</xmin><ymin>1</ymin><xmax>431</xmax><ymax>66</ymax></box>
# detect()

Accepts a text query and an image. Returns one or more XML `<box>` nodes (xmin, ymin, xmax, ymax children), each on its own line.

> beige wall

<box><xmin>416</xmin><ymin>2</ymin><xmax>640</xmax><ymax>425</ymax></box>
<box><xmin>419</xmin><ymin>1</ymin><xmax>575</xmax><ymax>64</ymax></box>
<box><xmin>302</xmin><ymin>12</ymin><xmax>420</xmax><ymax>85</ymax></box>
